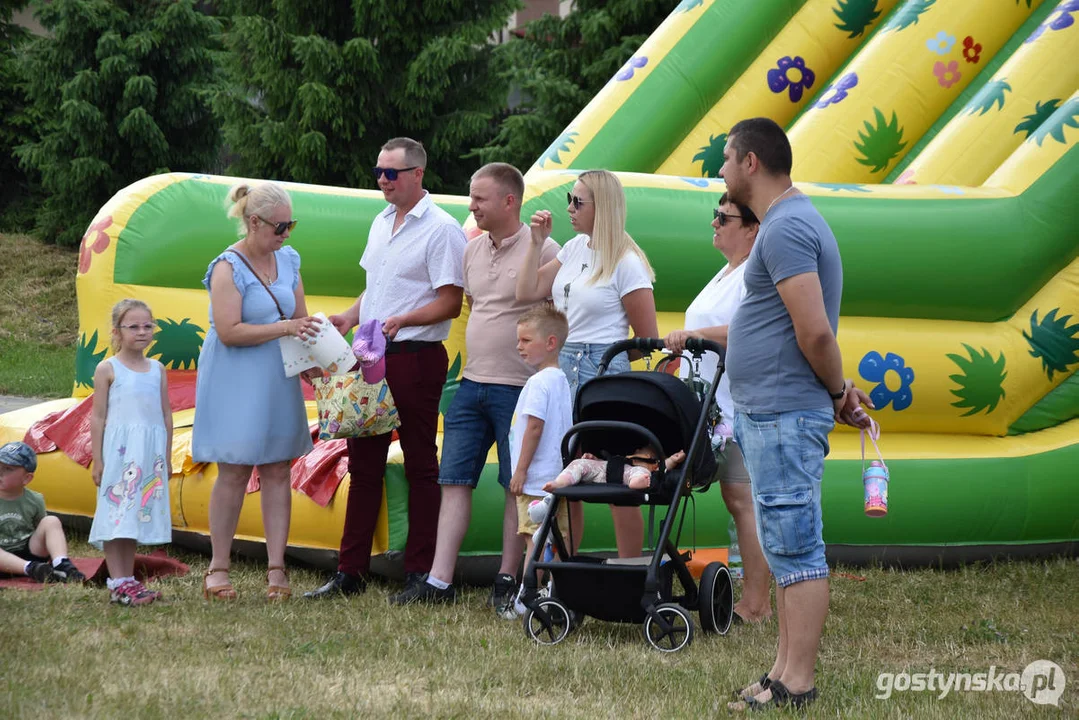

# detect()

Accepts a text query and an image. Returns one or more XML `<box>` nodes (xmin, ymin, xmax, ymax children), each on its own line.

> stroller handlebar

<box><xmin>597</xmin><ymin>337</ymin><xmax>725</xmax><ymax>374</ymax></box>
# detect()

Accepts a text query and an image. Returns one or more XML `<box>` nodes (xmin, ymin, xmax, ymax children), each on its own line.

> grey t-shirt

<box><xmin>726</xmin><ymin>194</ymin><xmax>843</xmax><ymax>413</ymax></box>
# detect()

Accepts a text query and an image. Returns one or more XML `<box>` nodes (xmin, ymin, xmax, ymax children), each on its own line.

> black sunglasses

<box><xmin>567</xmin><ymin>192</ymin><xmax>594</xmax><ymax>211</ymax></box>
<box><xmin>627</xmin><ymin>455</ymin><xmax>661</xmax><ymax>467</ymax></box>
<box><xmin>374</xmin><ymin>166</ymin><xmax>418</xmax><ymax>181</ymax></box>
<box><xmin>258</xmin><ymin>216</ymin><xmax>298</xmax><ymax>236</ymax></box>
<box><xmin>713</xmin><ymin>209</ymin><xmax>742</xmax><ymax>226</ymax></box>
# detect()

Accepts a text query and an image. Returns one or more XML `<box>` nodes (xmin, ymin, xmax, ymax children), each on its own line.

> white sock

<box><xmin>52</xmin><ymin>556</ymin><xmax>68</xmax><ymax>568</ymax></box>
<box><xmin>426</xmin><ymin>575</ymin><xmax>450</xmax><ymax>590</ymax></box>
<box><xmin>107</xmin><ymin>576</ymin><xmax>135</xmax><ymax>591</ymax></box>
<box><xmin>23</xmin><ymin>561</ymin><xmax>32</xmax><ymax>575</ymax></box>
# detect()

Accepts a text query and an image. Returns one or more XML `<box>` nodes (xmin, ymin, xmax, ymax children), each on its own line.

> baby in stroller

<box><xmin>543</xmin><ymin>446</ymin><xmax>687</xmax><ymax>492</ymax></box>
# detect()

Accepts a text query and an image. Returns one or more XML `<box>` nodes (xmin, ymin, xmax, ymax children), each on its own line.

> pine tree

<box><xmin>475</xmin><ymin>0</ymin><xmax>683</xmax><ymax>172</ymax></box>
<box><xmin>214</xmin><ymin>0</ymin><xmax>522</xmax><ymax>195</ymax></box>
<box><xmin>0</xmin><ymin>0</ymin><xmax>38</xmax><ymax>230</ymax></box>
<box><xmin>15</xmin><ymin>0</ymin><xmax>222</xmax><ymax>246</ymax></box>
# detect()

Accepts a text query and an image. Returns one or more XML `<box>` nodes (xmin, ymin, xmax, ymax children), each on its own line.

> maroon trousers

<box><xmin>339</xmin><ymin>343</ymin><xmax>447</xmax><ymax>575</ymax></box>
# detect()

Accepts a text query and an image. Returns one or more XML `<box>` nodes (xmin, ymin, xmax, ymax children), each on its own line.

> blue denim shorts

<box><xmin>439</xmin><ymin>379</ymin><xmax>521</xmax><ymax>489</ymax></box>
<box><xmin>559</xmin><ymin>342</ymin><xmax>631</xmax><ymax>402</ymax></box>
<box><xmin>733</xmin><ymin>408</ymin><xmax>834</xmax><ymax>587</ymax></box>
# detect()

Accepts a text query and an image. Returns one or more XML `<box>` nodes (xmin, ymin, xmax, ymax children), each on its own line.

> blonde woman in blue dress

<box><xmin>192</xmin><ymin>181</ymin><xmax>321</xmax><ymax>602</ymax></box>
<box><xmin>89</xmin><ymin>299</ymin><xmax>173</xmax><ymax>606</ymax></box>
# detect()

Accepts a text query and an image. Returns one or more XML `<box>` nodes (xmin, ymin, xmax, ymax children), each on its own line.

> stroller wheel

<box><xmin>523</xmin><ymin>598</ymin><xmax>572</xmax><ymax>645</ymax></box>
<box><xmin>643</xmin><ymin>603</ymin><xmax>694</xmax><ymax>652</ymax></box>
<box><xmin>698</xmin><ymin>562</ymin><xmax>734</xmax><ymax>635</ymax></box>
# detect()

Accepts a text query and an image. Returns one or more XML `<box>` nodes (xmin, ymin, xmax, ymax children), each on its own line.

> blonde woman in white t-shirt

<box><xmin>517</xmin><ymin>169</ymin><xmax>659</xmax><ymax>559</ymax></box>
<box><xmin>665</xmin><ymin>192</ymin><xmax>771</xmax><ymax>625</ymax></box>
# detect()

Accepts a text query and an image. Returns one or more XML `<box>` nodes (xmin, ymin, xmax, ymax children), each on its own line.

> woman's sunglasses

<box><xmin>373</xmin><ymin>166</ymin><xmax>418</xmax><ymax>181</ymax></box>
<box><xmin>567</xmin><ymin>192</ymin><xmax>594</xmax><ymax>211</ymax></box>
<box><xmin>713</xmin><ymin>209</ymin><xmax>742</xmax><ymax>226</ymax></box>
<box><xmin>258</xmin><ymin>217</ymin><xmax>298</xmax><ymax>236</ymax></box>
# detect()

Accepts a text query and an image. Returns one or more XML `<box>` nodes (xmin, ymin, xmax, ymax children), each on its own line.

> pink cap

<box><xmin>352</xmin><ymin>319</ymin><xmax>387</xmax><ymax>383</ymax></box>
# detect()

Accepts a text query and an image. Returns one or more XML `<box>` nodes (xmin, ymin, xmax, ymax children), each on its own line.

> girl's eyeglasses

<box><xmin>567</xmin><ymin>192</ymin><xmax>594</xmax><ymax>211</ymax></box>
<box><xmin>373</xmin><ymin>166</ymin><xmax>418</xmax><ymax>181</ymax></box>
<box><xmin>119</xmin><ymin>323</ymin><xmax>157</xmax><ymax>333</ymax></box>
<box><xmin>713</xmin><ymin>209</ymin><xmax>742</xmax><ymax>226</ymax></box>
<box><xmin>258</xmin><ymin>217</ymin><xmax>298</xmax><ymax>236</ymax></box>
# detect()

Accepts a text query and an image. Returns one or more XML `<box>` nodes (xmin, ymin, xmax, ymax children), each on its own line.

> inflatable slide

<box><xmin>2</xmin><ymin>0</ymin><xmax>1076</xmax><ymax>566</ymax></box>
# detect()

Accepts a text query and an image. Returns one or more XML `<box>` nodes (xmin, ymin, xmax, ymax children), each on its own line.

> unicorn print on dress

<box><xmin>138</xmin><ymin>456</ymin><xmax>167</xmax><ymax>523</ymax></box>
<box><xmin>106</xmin><ymin>461</ymin><xmax>141</xmax><ymax>524</ymax></box>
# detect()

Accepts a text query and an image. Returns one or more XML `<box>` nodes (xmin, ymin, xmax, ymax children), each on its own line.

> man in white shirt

<box><xmin>305</xmin><ymin>137</ymin><xmax>466</xmax><ymax>598</ymax></box>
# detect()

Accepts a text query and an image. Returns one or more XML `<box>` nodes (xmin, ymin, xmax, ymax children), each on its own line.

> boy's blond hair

<box><xmin>518</xmin><ymin>304</ymin><xmax>569</xmax><ymax>350</ymax></box>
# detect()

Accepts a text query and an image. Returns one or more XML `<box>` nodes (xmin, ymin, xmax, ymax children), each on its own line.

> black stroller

<box><xmin>521</xmin><ymin>337</ymin><xmax>734</xmax><ymax>652</ymax></box>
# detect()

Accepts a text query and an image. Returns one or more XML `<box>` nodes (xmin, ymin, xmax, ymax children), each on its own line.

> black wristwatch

<box><xmin>828</xmin><ymin>382</ymin><xmax>847</xmax><ymax>400</ymax></box>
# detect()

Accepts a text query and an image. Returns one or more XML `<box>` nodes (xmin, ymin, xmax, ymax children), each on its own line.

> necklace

<box><xmin>728</xmin><ymin>252</ymin><xmax>751</xmax><ymax>269</ymax></box>
<box><xmin>562</xmin><ymin>262</ymin><xmax>590</xmax><ymax>306</ymax></box>
<box><xmin>764</xmin><ymin>185</ymin><xmax>797</xmax><ymax>217</ymax></box>
<box><xmin>239</xmin><ymin>241</ymin><xmax>276</xmax><ymax>285</ymax></box>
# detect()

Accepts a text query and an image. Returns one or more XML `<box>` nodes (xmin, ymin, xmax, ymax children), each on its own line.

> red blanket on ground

<box><xmin>23</xmin><ymin>371</ymin><xmax>350</xmax><ymax>506</ymax></box>
<box><xmin>0</xmin><ymin>550</ymin><xmax>189</xmax><ymax>591</ymax></box>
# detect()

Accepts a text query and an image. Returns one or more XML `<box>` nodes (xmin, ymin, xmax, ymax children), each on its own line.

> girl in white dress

<box><xmin>89</xmin><ymin>299</ymin><xmax>173</xmax><ymax>606</ymax></box>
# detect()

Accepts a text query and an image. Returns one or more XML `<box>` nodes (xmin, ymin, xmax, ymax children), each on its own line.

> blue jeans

<box><xmin>559</xmin><ymin>342</ymin><xmax>631</xmax><ymax>403</ymax></box>
<box><xmin>733</xmin><ymin>408</ymin><xmax>834</xmax><ymax>587</ymax></box>
<box><xmin>438</xmin><ymin>379</ymin><xmax>521</xmax><ymax>489</ymax></box>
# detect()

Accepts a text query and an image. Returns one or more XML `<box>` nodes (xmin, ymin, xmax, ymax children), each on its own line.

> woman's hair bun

<box><xmin>227</xmin><ymin>183</ymin><xmax>251</xmax><ymax>203</ymax></box>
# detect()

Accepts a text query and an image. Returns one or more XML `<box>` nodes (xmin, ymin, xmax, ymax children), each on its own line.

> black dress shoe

<box><xmin>389</xmin><ymin>578</ymin><xmax>456</xmax><ymax>606</ymax></box>
<box><xmin>303</xmin><ymin>571</ymin><xmax>367</xmax><ymax>599</ymax></box>
<box><xmin>403</xmin><ymin>571</ymin><xmax>426</xmax><ymax>591</ymax></box>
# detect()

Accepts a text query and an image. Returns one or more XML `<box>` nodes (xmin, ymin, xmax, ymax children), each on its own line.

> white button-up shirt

<box><xmin>359</xmin><ymin>191</ymin><xmax>466</xmax><ymax>342</ymax></box>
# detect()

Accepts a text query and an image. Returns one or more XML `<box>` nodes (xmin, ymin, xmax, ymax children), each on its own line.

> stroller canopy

<box><xmin>572</xmin><ymin>371</ymin><xmax>716</xmax><ymax>484</ymax></box>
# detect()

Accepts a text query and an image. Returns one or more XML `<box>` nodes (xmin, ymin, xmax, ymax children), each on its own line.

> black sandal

<box><xmin>759</xmin><ymin>680</ymin><xmax>818</xmax><ymax>710</ymax></box>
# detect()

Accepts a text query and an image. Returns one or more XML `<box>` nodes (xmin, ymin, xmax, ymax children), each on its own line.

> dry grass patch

<box><xmin>0</xmin><ymin>232</ymin><xmax>78</xmax><ymax>345</ymax></box>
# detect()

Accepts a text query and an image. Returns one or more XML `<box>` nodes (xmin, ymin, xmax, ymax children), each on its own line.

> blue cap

<box><xmin>0</xmin><ymin>441</ymin><xmax>37</xmax><ymax>472</ymax></box>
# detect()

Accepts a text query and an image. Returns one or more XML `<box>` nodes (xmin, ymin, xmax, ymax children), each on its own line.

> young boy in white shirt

<box><xmin>509</xmin><ymin>305</ymin><xmax>573</xmax><ymax>584</ymax></box>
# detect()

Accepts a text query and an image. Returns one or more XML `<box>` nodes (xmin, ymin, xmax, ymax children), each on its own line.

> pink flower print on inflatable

<box><xmin>933</xmin><ymin>60</ymin><xmax>961</xmax><ymax>89</ymax></box>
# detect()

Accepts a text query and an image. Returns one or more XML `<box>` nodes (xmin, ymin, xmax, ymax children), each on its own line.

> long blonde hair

<box><xmin>578</xmin><ymin>170</ymin><xmax>655</xmax><ymax>284</ymax></box>
<box><xmin>110</xmin><ymin>298</ymin><xmax>153</xmax><ymax>352</ymax></box>
<box><xmin>225</xmin><ymin>181</ymin><xmax>292</xmax><ymax>238</ymax></box>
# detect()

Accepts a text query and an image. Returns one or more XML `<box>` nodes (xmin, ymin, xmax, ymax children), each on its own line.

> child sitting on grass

<box><xmin>0</xmin><ymin>441</ymin><xmax>85</xmax><ymax>583</ymax></box>
<box><xmin>543</xmin><ymin>446</ymin><xmax>686</xmax><ymax>492</ymax></box>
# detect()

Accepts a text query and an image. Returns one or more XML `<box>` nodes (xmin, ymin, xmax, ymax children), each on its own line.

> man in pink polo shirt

<box><xmin>305</xmin><ymin>137</ymin><xmax>466</xmax><ymax>599</ymax></box>
<box><xmin>389</xmin><ymin>163</ymin><xmax>559</xmax><ymax>612</ymax></box>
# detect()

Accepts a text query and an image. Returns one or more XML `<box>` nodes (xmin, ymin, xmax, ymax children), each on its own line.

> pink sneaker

<box><xmin>110</xmin><ymin>580</ymin><xmax>157</xmax><ymax>606</ymax></box>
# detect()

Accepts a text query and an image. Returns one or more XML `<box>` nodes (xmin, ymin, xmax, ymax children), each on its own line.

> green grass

<box><xmin>0</xmin><ymin>337</ymin><xmax>75</xmax><ymax>397</ymax></box>
<box><xmin>1</xmin><ymin>531</ymin><xmax>1075</xmax><ymax>718</ymax></box>
<box><xmin>0</xmin><ymin>232</ymin><xmax>78</xmax><ymax>397</ymax></box>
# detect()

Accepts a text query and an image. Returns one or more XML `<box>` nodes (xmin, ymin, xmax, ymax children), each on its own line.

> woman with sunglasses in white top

<box><xmin>517</xmin><ymin>169</ymin><xmax>659</xmax><ymax>559</ymax></box>
<box><xmin>664</xmin><ymin>191</ymin><xmax>771</xmax><ymax>625</ymax></box>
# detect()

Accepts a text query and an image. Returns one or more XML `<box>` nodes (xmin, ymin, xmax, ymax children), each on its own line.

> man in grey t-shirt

<box><xmin>721</xmin><ymin>118</ymin><xmax>874</xmax><ymax>712</ymax></box>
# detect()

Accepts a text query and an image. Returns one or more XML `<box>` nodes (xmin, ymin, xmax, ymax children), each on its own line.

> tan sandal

<box><xmin>203</xmin><ymin>568</ymin><xmax>238</xmax><ymax>601</ymax></box>
<box><xmin>267</xmin><ymin>565</ymin><xmax>291</xmax><ymax>602</ymax></box>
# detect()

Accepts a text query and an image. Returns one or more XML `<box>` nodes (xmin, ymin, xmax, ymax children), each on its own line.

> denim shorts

<box><xmin>733</xmin><ymin>408</ymin><xmax>834</xmax><ymax>587</ymax></box>
<box><xmin>438</xmin><ymin>379</ymin><xmax>522</xmax><ymax>489</ymax></box>
<box><xmin>559</xmin><ymin>342</ymin><xmax>631</xmax><ymax>402</ymax></box>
